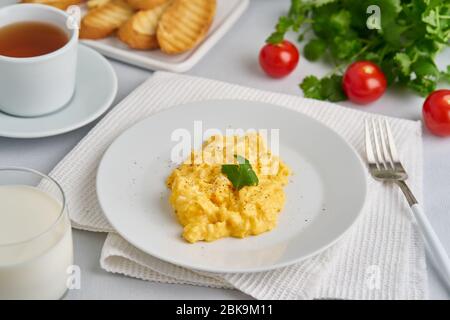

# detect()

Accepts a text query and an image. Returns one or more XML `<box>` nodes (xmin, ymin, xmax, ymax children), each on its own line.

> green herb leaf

<box><xmin>362</xmin><ymin>51</ymin><xmax>381</xmax><ymax>63</ymax></box>
<box><xmin>300</xmin><ymin>75</ymin><xmax>323</xmax><ymax>99</ymax></box>
<box><xmin>406</xmin><ymin>56</ymin><xmax>440</xmax><ymax>96</ymax></box>
<box><xmin>380</xmin><ymin>58</ymin><xmax>398</xmax><ymax>86</ymax></box>
<box><xmin>440</xmin><ymin>66</ymin><xmax>450</xmax><ymax>83</ymax></box>
<box><xmin>422</xmin><ymin>5</ymin><xmax>450</xmax><ymax>43</ymax></box>
<box><xmin>221</xmin><ymin>156</ymin><xmax>259</xmax><ymax>190</ymax></box>
<box><xmin>330</xmin><ymin>36</ymin><xmax>362</xmax><ymax>60</ymax></box>
<box><xmin>300</xmin><ymin>75</ymin><xmax>347</xmax><ymax>102</ymax></box>
<box><xmin>320</xmin><ymin>75</ymin><xmax>347</xmax><ymax>102</ymax></box>
<box><xmin>304</xmin><ymin>38</ymin><xmax>327</xmax><ymax>61</ymax></box>
<box><xmin>329</xmin><ymin>10</ymin><xmax>351</xmax><ymax>34</ymax></box>
<box><xmin>276</xmin><ymin>16</ymin><xmax>293</xmax><ymax>33</ymax></box>
<box><xmin>312</xmin><ymin>3</ymin><xmax>341</xmax><ymax>38</ymax></box>
<box><xmin>311</xmin><ymin>0</ymin><xmax>339</xmax><ymax>7</ymax></box>
<box><xmin>393</xmin><ymin>52</ymin><xmax>412</xmax><ymax>75</ymax></box>
<box><xmin>266</xmin><ymin>32</ymin><xmax>285</xmax><ymax>44</ymax></box>
<box><xmin>411</xmin><ymin>56</ymin><xmax>440</xmax><ymax>79</ymax></box>
<box><xmin>266</xmin><ymin>16</ymin><xmax>294</xmax><ymax>44</ymax></box>
<box><xmin>407</xmin><ymin>78</ymin><xmax>436</xmax><ymax>97</ymax></box>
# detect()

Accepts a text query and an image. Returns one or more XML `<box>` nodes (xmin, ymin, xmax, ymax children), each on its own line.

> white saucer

<box><xmin>0</xmin><ymin>44</ymin><xmax>117</xmax><ymax>139</ymax></box>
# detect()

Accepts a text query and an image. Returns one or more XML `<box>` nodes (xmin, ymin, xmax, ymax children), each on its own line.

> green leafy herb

<box><xmin>304</xmin><ymin>39</ymin><xmax>327</xmax><ymax>61</ymax></box>
<box><xmin>268</xmin><ymin>0</ymin><xmax>450</xmax><ymax>100</ymax></box>
<box><xmin>221</xmin><ymin>155</ymin><xmax>259</xmax><ymax>191</ymax></box>
<box><xmin>441</xmin><ymin>66</ymin><xmax>450</xmax><ymax>82</ymax></box>
<box><xmin>393</xmin><ymin>52</ymin><xmax>412</xmax><ymax>76</ymax></box>
<box><xmin>300</xmin><ymin>75</ymin><xmax>323</xmax><ymax>99</ymax></box>
<box><xmin>300</xmin><ymin>75</ymin><xmax>347</xmax><ymax>102</ymax></box>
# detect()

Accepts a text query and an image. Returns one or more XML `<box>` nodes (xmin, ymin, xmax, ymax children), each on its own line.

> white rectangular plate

<box><xmin>81</xmin><ymin>0</ymin><xmax>249</xmax><ymax>72</ymax></box>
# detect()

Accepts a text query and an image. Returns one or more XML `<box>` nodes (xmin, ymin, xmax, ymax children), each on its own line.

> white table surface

<box><xmin>0</xmin><ymin>0</ymin><xmax>449</xmax><ymax>300</ymax></box>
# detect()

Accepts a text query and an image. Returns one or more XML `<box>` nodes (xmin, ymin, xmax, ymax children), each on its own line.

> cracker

<box><xmin>156</xmin><ymin>0</ymin><xmax>216</xmax><ymax>54</ymax></box>
<box><xmin>118</xmin><ymin>1</ymin><xmax>170</xmax><ymax>50</ymax></box>
<box><xmin>126</xmin><ymin>0</ymin><xmax>169</xmax><ymax>10</ymax></box>
<box><xmin>79</xmin><ymin>0</ymin><xmax>134</xmax><ymax>39</ymax></box>
<box><xmin>87</xmin><ymin>0</ymin><xmax>111</xmax><ymax>9</ymax></box>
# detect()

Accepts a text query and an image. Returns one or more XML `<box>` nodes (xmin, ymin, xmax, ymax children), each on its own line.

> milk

<box><xmin>0</xmin><ymin>185</ymin><xmax>73</xmax><ymax>300</ymax></box>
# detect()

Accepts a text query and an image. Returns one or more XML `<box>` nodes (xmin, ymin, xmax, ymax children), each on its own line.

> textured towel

<box><xmin>49</xmin><ymin>71</ymin><xmax>427</xmax><ymax>299</ymax></box>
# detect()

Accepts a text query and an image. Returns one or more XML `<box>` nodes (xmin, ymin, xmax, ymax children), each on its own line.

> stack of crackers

<box><xmin>22</xmin><ymin>0</ymin><xmax>217</xmax><ymax>54</ymax></box>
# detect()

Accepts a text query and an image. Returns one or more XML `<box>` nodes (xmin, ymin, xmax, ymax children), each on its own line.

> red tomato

<box><xmin>423</xmin><ymin>89</ymin><xmax>450</xmax><ymax>137</ymax></box>
<box><xmin>259</xmin><ymin>40</ymin><xmax>299</xmax><ymax>78</ymax></box>
<box><xmin>342</xmin><ymin>61</ymin><xmax>387</xmax><ymax>104</ymax></box>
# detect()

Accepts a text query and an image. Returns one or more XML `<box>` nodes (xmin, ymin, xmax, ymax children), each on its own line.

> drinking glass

<box><xmin>0</xmin><ymin>167</ymin><xmax>73</xmax><ymax>300</ymax></box>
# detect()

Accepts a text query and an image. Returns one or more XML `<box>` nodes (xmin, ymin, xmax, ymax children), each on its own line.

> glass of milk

<box><xmin>0</xmin><ymin>167</ymin><xmax>73</xmax><ymax>300</ymax></box>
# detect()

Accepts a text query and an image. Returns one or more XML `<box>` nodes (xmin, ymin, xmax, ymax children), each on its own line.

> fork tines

<box><xmin>365</xmin><ymin>119</ymin><xmax>402</xmax><ymax>171</ymax></box>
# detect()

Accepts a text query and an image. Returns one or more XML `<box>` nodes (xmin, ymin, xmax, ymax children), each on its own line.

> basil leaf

<box><xmin>221</xmin><ymin>156</ymin><xmax>259</xmax><ymax>190</ymax></box>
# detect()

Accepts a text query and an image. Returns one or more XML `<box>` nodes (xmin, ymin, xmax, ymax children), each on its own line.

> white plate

<box><xmin>97</xmin><ymin>100</ymin><xmax>368</xmax><ymax>273</ymax></box>
<box><xmin>80</xmin><ymin>0</ymin><xmax>249</xmax><ymax>72</ymax></box>
<box><xmin>0</xmin><ymin>44</ymin><xmax>117</xmax><ymax>138</ymax></box>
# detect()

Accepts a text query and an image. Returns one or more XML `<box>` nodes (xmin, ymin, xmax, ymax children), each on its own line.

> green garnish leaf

<box><xmin>330</xmin><ymin>36</ymin><xmax>362</xmax><ymax>60</ymax></box>
<box><xmin>320</xmin><ymin>75</ymin><xmax>347</xmax><ymax>102</ymax></box>
<box><xmin>266</xmin><ymin>32</ymin><xmax>285</xmax><ymax>45</ymax></box>
<box><xmin>393</xmin><ymin>52</ymin><xmax>412</xmax><ymax>76</ymax></box>
<box><xmin>266</xmin><ymin>16</ymin><xmax>293</xmax><ymax>44</ymax></box>
<box><xmin>329</xmin><ymin>10</ymin><xmax>351</xmax><ymax>34</ymax></box>
<box><xmin>406</xmin><ymin>56</ymin><xmax>440</xmax><ymax>96</ymax></box>
<box><xmin>304</xmin><ymin>38</ymin><xmax>327</xmax><ymax>61</ymax></box>
<box><xmin>300</xmin><ymin>75</ymin><xmax>323</xmax><ymax>99</ymax></box>
<box><xmin>440</xmin><ymin>66</ymin><xmax>450</xmax><ymax>83</ymax></box>
<box><xmin>411</xmin><ymin>57</ymin><xmax>440</xmax><ymax>79</ymax></box>
<box><xmin>221</xmin><ymin>155</ymin><xmax>259</xmax><ymax>190</ymax></box>
<box><xmin>300</xmin><ymin>75</ymin><xmax>347</xmax><ymax>102</ymax></box>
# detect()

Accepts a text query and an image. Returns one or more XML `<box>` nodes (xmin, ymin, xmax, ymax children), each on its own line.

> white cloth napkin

<box><xmin>49</xmin><ymin>71</ymin><xmax>427</xmax><ymax>299</ymax></box>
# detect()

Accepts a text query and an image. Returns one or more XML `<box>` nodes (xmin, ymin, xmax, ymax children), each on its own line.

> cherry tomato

<box><xmin>259</xmin><ymin>40</ymin><xmax>299</xmax><ymax>78</ymax></box>
<box><xmin>342</xmin><ymin>61</ymin><xmax>387</xmax><ymax>104</ymax></box>
<box><xmin>423</xmin><ymin>89</ymin><xmax>450</xmax><ymax>137</ymax></box>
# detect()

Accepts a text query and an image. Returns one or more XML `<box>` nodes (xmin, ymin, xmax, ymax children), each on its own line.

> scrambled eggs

<box><xmin>166</xmin><ymin>133</ymin><xmax>290</xmax><ymax>243</ymax></box>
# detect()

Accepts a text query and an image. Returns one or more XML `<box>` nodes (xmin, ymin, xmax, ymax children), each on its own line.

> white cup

<box><xmin>0</xmin><ymin>4</ymin><xmax>78</xmax><ymax>117</ymax></box>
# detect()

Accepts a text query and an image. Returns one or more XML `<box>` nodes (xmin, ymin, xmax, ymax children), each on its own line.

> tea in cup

<box><xmin>0</xmin><ymin>4</ymin><xmax>79</xmax><ymax>117</ymax></box>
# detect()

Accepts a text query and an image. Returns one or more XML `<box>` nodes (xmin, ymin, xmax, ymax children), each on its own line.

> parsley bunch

<box><xmin>267</xmin><ymin>0</ymin><xmax>450</xmax><ymax>101</ymax></box>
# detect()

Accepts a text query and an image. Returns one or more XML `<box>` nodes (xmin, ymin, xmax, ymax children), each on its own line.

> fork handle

<box><xmin>411</xmin><ymin>204</ymin><xmax>450</xmax><ymax>285</ymax></box>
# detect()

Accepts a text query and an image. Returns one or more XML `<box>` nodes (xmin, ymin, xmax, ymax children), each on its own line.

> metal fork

<box><xmin>365</xmin><ymin>119</ymin><xmax>450</xmax><ymax>285</ymax></box>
